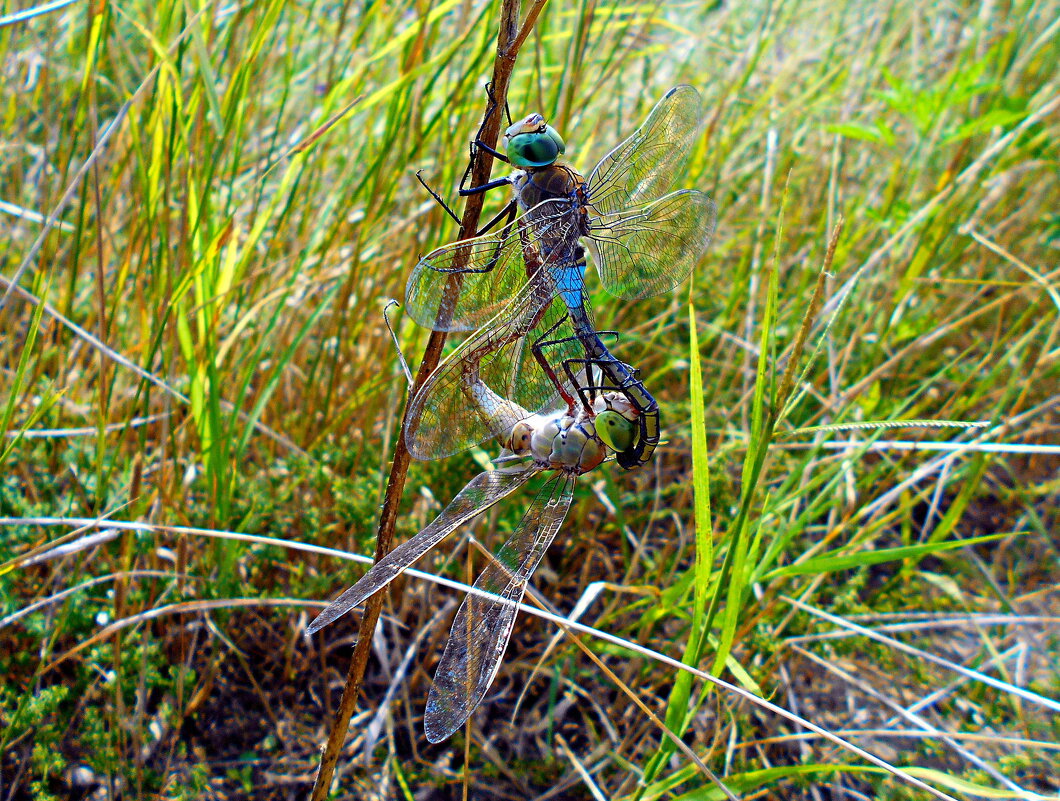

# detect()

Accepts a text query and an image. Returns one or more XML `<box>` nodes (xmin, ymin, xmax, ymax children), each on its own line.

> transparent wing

<box><xmin>586</xmin><ymin>85</ymin><xmax>704</xmax><ymax>217</ymax></box>
<box><xmin>404</xmin><ymin>278</ymin><xmax>586</xmax><ymax>462</ymax></box>
<box><xmin>587</xmin><ymin>189</ymin><xmax>717</xmax><ymax>300</ymax></box>
<box><xmin>423</xmin><ymin>471</ymin><xmax>576</xmax><ymax>743</ymax></box>
<box><xmin>405</xmin><ymin>199</ymin><xmax>581</xmax><ymax>333</ymax></box>
<box><xmin>305</xmin><ymin>464</ymin><xmax>538</xmax><ymax>635</ymax></box>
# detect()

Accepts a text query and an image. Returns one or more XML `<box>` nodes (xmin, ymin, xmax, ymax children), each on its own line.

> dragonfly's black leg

<box><xmin>458</xmin><ymin>175</ymin><xmax>511</xmax><ymax>197</ymax></box>
<box><xmin>442</xmin><ymin>202</ymin><xmax>518</xmax><ymax>276</ymax></box>
<box><xmin>418</xmin><ymin>157</ymin><xmax>510</xmax><ymax>232</ymax></box>
<box><xmin>478</xmin><ymin>81</ymin><xmax>501</xmax><ymax>140</ymax></box>
<box><xmin>535</xmin><ymin>327</ymin><xmax>661</xmax><ymax>467</ymax></box>
<box><xmin>483</xmin><ymin>80</ymin><xmax>512</xmax><ymax>127</ymax></box>
<box><xmin>455</xmin><ymin>143</ymin><xmax>509</xmax><ymax>197</ymax></box>
<box><xmin>417</xmin><ymin>161</ymin><xmax>510</xmax><ymax>235</ymax></box>
<box><xmin>566</xmin><ymin>340</ymin><xmax>620</xmax><ymax>407</ymax></box>
<box><xmin>475</xmin><ymin>199</ymin><xmax>517</xmax><ymax>237</ymax></box>
<box><xmin>532</xmin><ymin>324</ymin><xmax>622</xmax><ymax>412</ymax></box>
<box><xmin>560</xmin><ymin>350</ymin><xmax>626</xmax><ymax>410</ymax></box>
<box><xmin>564</xmin><ymin>357</ymin><xmax>597</xmax><ymax>410</ymax></box>
<box><xmin>458</xmin><ymin>84</ymin><xmax>512</xmax><ymax>195</ymax></box>
<box><xmin>584</xmin><ymin>337</ymin><xmax>618</xmax><ymax>402</ymax></box>
<box><xmin>416</xmin><ymin>170</ymin><xmax>462</xmax><ymax>226</ymax></box>
<box><xmin>453</xmin><ymin>200</ymin><xmax>518</xmax><ymax>275</ymax></box>
<box><xmin>529</xmin><ymin>315</ymin><xmax>579</xmax><ymax>411</ymax></box>
<box><xmin>472</xmin><ymin>139</ymin><xmax>509</xmax><ymax>164</ymax></box>
<box><xmin>418</xmin><ymin>84</ymin><xmax>513</xmax><ymax>231</ymax></box>
<box><xmin>479</xmin><ymin>82</ymin><xmax>512</xmax><ymax>148</ymax></box>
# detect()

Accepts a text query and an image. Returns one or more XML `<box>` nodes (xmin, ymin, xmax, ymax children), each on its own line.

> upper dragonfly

<box><xmin>404</xmin><ymin>85</ymin><xmax>717</xmax><ymax>469</ymax></box>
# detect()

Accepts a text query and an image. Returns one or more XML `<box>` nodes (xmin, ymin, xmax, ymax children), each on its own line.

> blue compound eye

<box><xmin>506</xmin><ymin>124</ymin><xmax>565</xmax><ymax>167</ymax></box>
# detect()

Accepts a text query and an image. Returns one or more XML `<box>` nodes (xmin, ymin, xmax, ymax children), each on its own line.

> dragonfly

<box><xmin>404</xmin><ymin>85</ymin><xmax>717</xmax><ymax>470</ymax></box>
<box><xmin>307</xmin><ymin>366</ymin><xmax>640</xmax><ymax>743</ymax></box>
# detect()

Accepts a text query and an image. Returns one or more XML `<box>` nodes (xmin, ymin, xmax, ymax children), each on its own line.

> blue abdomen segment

<box><xmin>553</xmin><ymin>263</ymin><xmax>587</xmax><ymax>309</ymax></box>
<box><xmin>560</xmin><ymin>261</ymin><xmax>660</xmax><ymax>468</ymax></box>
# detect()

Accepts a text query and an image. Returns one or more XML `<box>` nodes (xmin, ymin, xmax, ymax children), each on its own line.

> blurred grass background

<box><xmin>1</xmin><ymin>0</ymin><xmax>1058</xmax><ymax>797</ymax></box>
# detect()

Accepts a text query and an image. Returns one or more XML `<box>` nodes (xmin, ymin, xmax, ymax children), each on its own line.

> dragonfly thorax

<box><xmin>511</xmin><ymin>164</ymin><xmax>586</xmax><ymax>213</ymax></box>
<box><xmin>499</xmin><ymin>393</ymin><xmax>639</xmax><ymax>475</ymax></box>
<box><xmin>533</xmin><ymin>412</ymin><xmax>606</xmax><ymax>473</ymax></box>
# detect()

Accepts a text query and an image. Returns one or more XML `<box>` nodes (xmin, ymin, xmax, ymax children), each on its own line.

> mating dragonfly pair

<box><xmin>308</xmin><ymin>86</ymin><xmax>717</xmax><ymax>743</ymax></box>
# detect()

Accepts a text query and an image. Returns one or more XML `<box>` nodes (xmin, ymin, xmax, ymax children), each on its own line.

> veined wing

<box><xmin>305</xmin><ymin>464</ymin><xmax>538</xmax><ymax>635</ymax></box>
<box><xmin>423</xmin><ymin>471</ymin><xmax>576</xmax><ymax>743</ymax></box>
<box><xmin>587</xmin><ymin>189</ymin><xmax>717</xmax><ymax>300</ymax></box>
<box><xmin>586</xmin><ymin>85</ymin><xmax>704</xmax><ymax>218</ymax></box>
<box><xmin>405</xmin><ymin>198</ymin><xmax>581</xmax><ymax>333</ymax></box>
<box><xmin>404</xmin><ymin>280</ymin><xmax>586</xmax><ymax>462</ymax></box>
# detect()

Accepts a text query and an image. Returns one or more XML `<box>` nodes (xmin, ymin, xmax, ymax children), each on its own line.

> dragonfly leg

<box><xmin>471</xmin><ymin>139</ymin><xmax>509</xmax><ymax>164</ymax></box>
<box><xmin>415</xmin><ymin>164</ymin><xmax>510</xmax><ymax>240</ymax></box>
<box><xmin>416</xmin><ymin>169</ymin><xmax>510</xmax><ymax>240</ymax></box>
<box><xmin>419</xmin><ymin>81</ymin><xmax>513</xmax><ymax>229</ymax></box>
<box><xmin>561</xmin><ymin>357</ymin><xmax>598</xmax><ymax>411</ymax></box>
<box><xmin>559</xmin><ymin>349</ymin><xmax>634</xmax><ymax>411</ymax></box>
<box><xmin>457</xmin><ymin>86</ymin><xmax>512</xmax><ymax>196</ymax></box>
<box><xmin>475</xmin><ymin>199</ymin><xmax>517</xmax><ymax>237</ymax></box>
<box><xmin>482</xmin><ymin>79</ymin><xmax>512</xmax><ymax>127</ymax></box>
<box><xmin>436</xmin><ymin>201</ymin><xmax>517</xmax><ymax>276</ymax></box>
<box><xmin>458</xmin><ymin>175</ymin><xmax>511</xmax><ymax>198</ymax></box>
<box><xmin>529</xmin><ymin>315</ymin><xmax>579</xmax><ymax>412</ymax></box>
<box><xmin>527</xmin><ymin>318</ymin><xmax>627</xmax><ymax>414</ymax></box>
<box><xmin>473</xmin><ymin>81</ymin><xmax>511</xmax><ymax>163</ymax></box>
<box><xmin>416</xmin><ymin>169</ymin><xmax>462</xmax><ymax>226</ymax></box>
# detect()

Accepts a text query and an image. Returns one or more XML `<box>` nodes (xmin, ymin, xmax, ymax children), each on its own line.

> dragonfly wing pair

<box><xmin>305</xmin><ymin>464</ymin><xmax>538</xmax><ymax>635</ymax></box>
<box><xmin>587</xmin><ymin>188</ymin><xmax>717</xmax><ymax>300</ymax></box>
<box><xmin>405</xmin><ymin>276</ymin><xmax>588</xmax><ymax>461</ymax></box>
<box><xmin>307</xmin><ymin>439</ymin><xmax>585</xmax><ymax>741</ymax></box>
<box><xmin>586</xmin><ymin>85</ymin><xmax>717</xmax><ymax>299</ymax></box>
<box><xmin>424</xmin><ymin>471</ymin><xmax>577</xmax><ymax>743</ymax></box>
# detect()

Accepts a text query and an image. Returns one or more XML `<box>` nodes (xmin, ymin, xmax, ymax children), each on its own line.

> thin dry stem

<box><xmin>309</xmin><ymin>2</ymin><xmax>549</xmax><ymax>796</ymax></box>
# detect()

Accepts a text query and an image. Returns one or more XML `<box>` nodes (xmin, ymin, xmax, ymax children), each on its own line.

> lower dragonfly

<box><xmin>307</xmin><ymin>348</ymin><xmax>640</xmax><ymax>742</ymax></box>
<box><xmin>404</xmin><ymin>85</ymin><xmax>717</xmax><ymax>470</ymax></box>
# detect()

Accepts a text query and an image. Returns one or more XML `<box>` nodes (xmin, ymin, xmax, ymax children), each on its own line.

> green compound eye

<box><xmin>506</xmin><ymin>125</ymin><xmax>565</xmax><ymax>167</ymax></box>
<box><xmin>596</xmin><ymin>410</ymin><xmax>637</xmax><ymax>453</ymax></box>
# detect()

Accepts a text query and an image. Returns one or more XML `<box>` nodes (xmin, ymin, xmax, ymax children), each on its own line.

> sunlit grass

<box><xmin>2</xmin><ymin>0</ymin><xmax>1058</xmax><ymax>797</ymax></box>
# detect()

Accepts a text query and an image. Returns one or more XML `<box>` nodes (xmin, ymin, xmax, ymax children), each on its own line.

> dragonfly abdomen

<box><xmin>565</xmin><ymin>297</ymin><xmax>661</xmax><ymax>469</ymax></box>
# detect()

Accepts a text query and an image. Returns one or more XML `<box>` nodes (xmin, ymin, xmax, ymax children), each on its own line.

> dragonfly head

<box><xmin>504</xmin><ymin>113</ymin><xmax>565</xmax><ymax>168</ymax></box>
<box><xmin>593</xmin><ymin>394</ymin><xmax>639</xmax><ymax>454</ymax></box>
<box><xmin>595</xmin><ymin>410</ymin><xmax>638</xmax><ymax>454</ymax></box>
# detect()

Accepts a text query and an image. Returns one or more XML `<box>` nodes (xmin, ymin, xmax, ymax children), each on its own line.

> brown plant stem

<box><xmin>309</xmin><ymin>2</ymin><xmax>547</xmax><ymax>796</ymax></box>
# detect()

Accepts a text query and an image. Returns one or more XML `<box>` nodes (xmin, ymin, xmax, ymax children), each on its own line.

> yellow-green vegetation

<box><xmin>2</xmin><ymin>0</ymin><xmax>1058</xmax><ymax>797</ymax></box>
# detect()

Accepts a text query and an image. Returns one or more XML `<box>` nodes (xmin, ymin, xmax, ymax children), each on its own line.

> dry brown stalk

<box><xmin>309</xmin><ymin>1</ymin><xmax>548</xmax><ymax>796</ymax></box>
